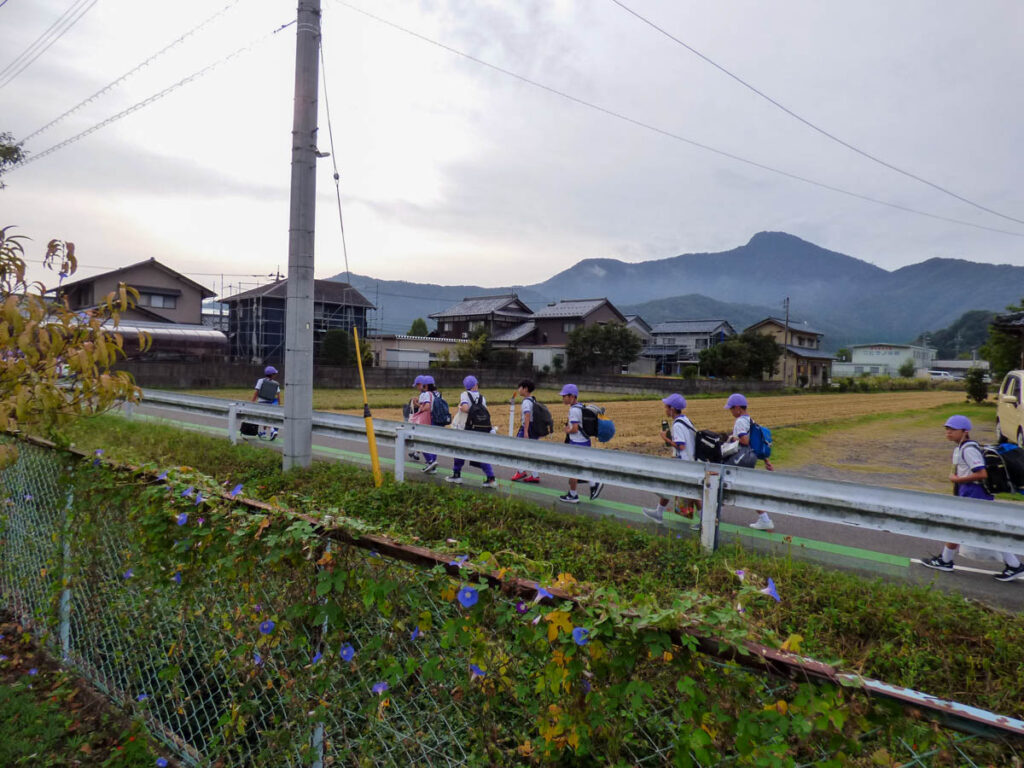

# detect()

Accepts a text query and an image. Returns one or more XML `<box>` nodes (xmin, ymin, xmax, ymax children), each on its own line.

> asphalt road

<box><xmin>129</xmin><ymin>403</ymin><xmax>1024</xmax><ymax>611</ymax></box>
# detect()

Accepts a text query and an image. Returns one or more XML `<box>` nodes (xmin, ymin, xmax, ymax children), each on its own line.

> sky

<box><xmin>2</xmin><ymin>0</ymin><xmax>1023</xmax><ymax>297</ymax></box>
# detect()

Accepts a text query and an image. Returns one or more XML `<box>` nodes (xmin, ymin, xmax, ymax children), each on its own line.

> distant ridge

<box><xmin>334</xmin><ymin>232</ymin><xmax>1024</xmax><ymax>348</ymax></box>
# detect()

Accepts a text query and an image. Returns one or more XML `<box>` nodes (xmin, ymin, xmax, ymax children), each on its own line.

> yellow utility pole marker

<box><xmin>353</xmin><ymin>326</ymin><xmax>383</xmax><ymax>487</ymax></box>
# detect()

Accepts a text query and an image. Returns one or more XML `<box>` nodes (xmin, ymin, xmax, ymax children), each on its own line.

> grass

<box><xmin>59</xmin><ymin>410</ymin><xmax>1024</xmax><ymax>722</ymax></box>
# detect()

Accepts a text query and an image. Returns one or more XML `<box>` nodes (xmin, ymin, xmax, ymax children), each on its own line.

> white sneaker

<box><xmin>445</xmin><ymin>474</ymin><xmax>463</xmax><ymax>484</ymax></box>
<box><xmin>749</xmin><ymin>518</ymin><xmax>775</xmax><ymax>531</ymax></box>
<box><xmin>481</xmin><ymin>478</ymin><xmax>497</xmax><ymax>489</ymax></box>
<box><xmin>422</xmin><ymin>461</ymin><xmax>438</xmax><ymax>474</ymax></box>
<box><xmin>641</xmin><ymin>507</ymin><xmax>664</xmax><ymax>523</ymax></box>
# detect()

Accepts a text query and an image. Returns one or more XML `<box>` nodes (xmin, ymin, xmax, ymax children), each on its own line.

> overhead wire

<box><xmin>11</xmin><ymin>20</ymin><xmax>295</xmax><ymax>170</ymax></box>
<box><xmin>330</xmin><ymin>0</ymin><xmax>1024</xmax><ymax>239</ymax></box>
<box><xmin>0</xmin><ymin>0</ymin><xmax>98</xmax><ymax>90</ymax></box>
<box><xmin>21</xmin><ymin>0</ymin><xmax>246</xmax><ymax>144</ymax></box>
<box><xmin>318</xmin><ymin>27</ymin><xmax>352</xmax><ymax>286</ymax></box>
<box><xmin>607</xmin><ymin>0</ymin><xmax>1024</xmax><ymax>227</ymax></box>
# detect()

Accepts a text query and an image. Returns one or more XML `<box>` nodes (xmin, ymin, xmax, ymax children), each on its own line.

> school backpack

<box><xmin>257</xmin><ymin>378</ymin><xmax>280</xmax><ymax>401</ymax></box>
<box><xmin>747</xmin><ymin>421</ymin><xmax>773</xmax><ymax>460</ymax></box>
<box><xmin>579</xmin><ymin>403</ymin><xmax>615</xmax><ymax>443</ymax></box>
<box><xmin>465</xmin><ymin>391</ymin><xmax>492</xmax><ymax>432</ymax></box>
<box><xmin>527</xmin><ymin>397</ymin><xmax>554</xmax><ymax>438</ymax></box>
<box><xmin>430</xmin><ymin>391</ymin><xmax>451</xmax><ymax>427</ymax></box>
<box><xmin>997</xmin><ymin>442</ymin><xmax>1024</xmax><ymax>489</ymax></box>
<box><xmin>965</xmin><ymin>441</ymin><xmax>1021</xmax><ymax>495</ymax></box>
<box><xmin>693</xmin><ymin>430</ymin><xmax>723</xmax><ymax>463</ymax></box>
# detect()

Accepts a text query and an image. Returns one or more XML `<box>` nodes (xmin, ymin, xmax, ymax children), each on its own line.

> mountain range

<box><xmin>334</xmin><ymin>231</ymin><xmax>1024</xmax><ymax>350</ymax></box>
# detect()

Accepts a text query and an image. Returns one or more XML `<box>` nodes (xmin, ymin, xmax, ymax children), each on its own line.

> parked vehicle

<box><xmin>927</xmin><ymin>370</ymin><xmax>954</xmax><ymax>380</ymax></box>
<box><xmin>996</xmin><ymin>371</ymin><xmax>1024</xmax><ymax>445</ymax></box>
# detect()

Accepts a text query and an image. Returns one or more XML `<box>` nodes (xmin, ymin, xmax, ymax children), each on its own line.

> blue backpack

<box><xmin>748</xmin><ymin>421</ymin><xmax>772</xmax><ymax>460</ymax></box>
<box><xmin>430</xmin><ymin>391</ymin><xmax>451</xmax><ymax>427</ymax></box>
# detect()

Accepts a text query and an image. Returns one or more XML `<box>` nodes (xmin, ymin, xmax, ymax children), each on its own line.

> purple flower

<box><xmin>736</xmin><ymin>602</ymin><xmax>746</xmax><ymax>614</ymax></box>
<box><xmin>123</xmin><ymin>569</ymin><xmax>134</xmax><ymax>579</ymax></box>
<box><xmin>253</xmin><ymin>603</ymin><xmax>262</xmax><ymax>613</ymax></box>
<box><xmin>156</xmin><ymin>471</ymin><xmax>168</xmax><ymax>481</ymax></box>
<box><xmin>137</xmin><ymin>693</ymin><xmax>149</xmax><ymax>701</ymax></box>
<box><xmin>156</xmin><ymin>759</ymin><xmax>169</xmax><ymax>768</ymax></box>
<box><xmin>176</xmin><ymin>512</ymin><xmax>188</xmax><ymax>526</ymax></box>
<box><xmin>28</xmin><ymin>668</ymin><xmax>38</xmax><ymax>676</ymax></box>
<box><xmin>469</xmin><ymin>664</ymin><xmax>486</xmax><ymax>679</ymax></box>
<box><xmin>259</xmin><ymin>620</ymin><xmax>275</xmax><ymax>635</ymax></box>
<box><xmin>24</xmin><ymin>494</ymin><xmax>32</xmax><ymax>501</ymax></box>
<box><xmin>760</xmin><ymin>578</ymin><xmax>781</xmax><ymax>603</ymax></box>
<box><xmin>197</xmin><ymin>517</ymin><xmax>204</xmax><ymax>526</ymax></box>
<box><xmin>339</xmin><ymin>643</ymin><xmax>355</xmax><ymax>662</ymax></box>
<box><xmin>311</xmin><ymin>651</ymin><xmax>322</xmax><ymax>665</ymax></box>
<box><xmin>181</xmin><ymin>486</ymin><xmax>193</xmax><ymax>498</ymax></box>
<box><xmin>515</xmin><ymin>601</ymin><xmax>528</xmax><ymax>614</ymax></box>
<box><xmin>457</xmin><ymin>586</ymin><xmax>479</xmax><ymax>609</ymax></box>
<box><xmin>410</xmin><ymin>626</ymin><xmax>421</xmax><ymax>641</ymax></box>
<box><xmin>531</xmin><ymin>614</ymin><xmax>542</xmax><ymax>626</ymax></box>
<box><xmin>448</xmin><ymin>554</ymin><xmax>470</xmax><ymax>568</ymax></box>
<box><xmin>194</xmin><ymin>492</ymin><xmax>203</xmax><ymax>506</ymax></box>
<box><xmin>0</xmin><ymin>655</ymin><xmax>8</xmax><ymax>662</ymax></box>
<box><xmin>372</xmin><ymin>681</ymin><xmax>389</xmax><ymax>695</ymax></box>
<box><xmin>229</xmin><ymin>483</ymin><xmax>243</xmax><ymax>498</ymax></box>
<box><xmin>735</xmin><ymin>570</ymin><xmax>746</xmax><ymax>582</ymax></box>
<box><xmin>95</xmin><ymin>449</ymin><xmax>103</xmax><ymax>456</ymax></box>
<box><xmin>253</xmin><ymin>652</ymin><xmax>263</xmax><ymax>665</ymax></box>
<box><xmin>533</xmin><ymin>585</ymin><xmax>553</xmax><ymax>604</ymax></box>
<box><xmin>172</xmin><ymin>572</ymin><xmax>182</xmax><ymax>585</ymax></box>
<box><xmin>582</xmin><ymin>679</ymin><xmax>592</xmax><ymax>693</ymax></box>
<box><xmin>571</xmin><ymin>627</ymin><xmax>589</xmax><ymax>646</ymax></box>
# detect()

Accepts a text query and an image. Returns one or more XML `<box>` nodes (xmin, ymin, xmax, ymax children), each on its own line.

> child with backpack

<box><xmin>404</xmin><ymin>375</ymin><xmax>425</xmax><ymax>463</ymax></box>
<box><xmin>412</xmin><ymin>376</ymin><xmax>440</xmax><ymax>473</ymax></box>
<box><xmin>724</xmin><ymin>393</ymin><xmax>776</xmax><ymax>531</ymax></box>
<box><xmin>558</xmin><ymin>384</ymin><xmax>603</xmax><ymax>504</ymax></box>
<box><xmin>921</xmin><ymin>415</ymin><xmax>1024</xmax><ymax>581</ymax></box>
<box><xmin>510</xmin><ymin>379</ymin><xmax>550</xmax><ymax>484</ymax></box>
<box><xmin>642</xmin><ymin>393</ymin><xmax>700</xmax><ymax>523</ymax></box>
<box><xmin>249</xmin><ymin>365</ymin><xmax>283</xmax><ymax>439</ymax></box>
<box><xmin>446</xmin><ymin>375</ymin><xmax>497</xmax><ymax>488</ymax></box>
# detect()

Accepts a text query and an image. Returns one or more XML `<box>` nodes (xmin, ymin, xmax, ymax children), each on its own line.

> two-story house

<box><xmin>428</xmin><ymin>294</ymin><xmax>533</xmax><ymax>340</ymax></box>
<box><xmin>744</xmin><ymin>317</ymin><xmax>833</xmax><ymax>387</ymax></box>
<box><xmin>641</xmin><ymin>320</ymin><xmax>736</xmax><ymax>375</ymax></box>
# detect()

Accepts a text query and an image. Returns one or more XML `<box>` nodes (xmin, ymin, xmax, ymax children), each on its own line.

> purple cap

<box><xmin>662</xmin><ymin>393</ymin><xmax>687</xmax><ymax>410</ymax></box>
<box><xmin>463</xmin><ymin>375</ymin><xmax>478</xmax><ymax>389</ymax></box>
<box><xmin>413</xmin><ymin>375</ymin><xmax>425</xmax><ymax>386</ymax></box>
<box><xmin>422</xmin><ymin>375</ymin><xmax>435</xmax><ymax>386</ymax></box>
<box><xmin>944</xmin><ymin>414</ymin><xmax>972</xmax><ymax>431</ymax></box>
<box><xmin>560</xmin><ymin>383</ymin><xmax>579</xmax><ymax>397</ymax></box>
<box><xmin>264</xmin><ymin>365</ymin><xmax>278</xmax><ymax>376</ymax></box>
<box><xmin>725</xmin><ymin>393</ymin><xmax>748</xmax><ymax>409</ymax></box>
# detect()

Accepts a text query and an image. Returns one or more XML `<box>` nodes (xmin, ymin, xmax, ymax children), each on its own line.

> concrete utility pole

<box><xmin>283</xmin><ymin>0</ymin><xmax>321</xmax><ymax>470</ymax></box>
<box><xmin>782</xmin><ymin>297</ymin><xmax>791</xmax><ymax>387</ymax></box>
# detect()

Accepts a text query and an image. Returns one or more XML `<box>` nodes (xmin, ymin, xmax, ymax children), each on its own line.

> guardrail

<box><xmin>136</xmin><ymin>389</ymin><xmax>1024</xmax><ymax>555</ymax></box>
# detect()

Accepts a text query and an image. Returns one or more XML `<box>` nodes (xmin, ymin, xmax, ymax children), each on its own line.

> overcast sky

<box><xmin>2</xmin><ymin>0</ymin><xmax>1023</xmax><ymax>296</ymax></box>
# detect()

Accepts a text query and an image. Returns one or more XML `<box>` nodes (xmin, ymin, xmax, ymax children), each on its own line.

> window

<box><xmin>139</xmin><ymin>292</ymin><xmax>177</xmax><ymax>309</ymax></box>
<box><xmin>562</xmin><ymin>321</ymin><xmax>579</xmax><ymax>333</ymax></box>
<box><xmin>695</xmin><ymin>338</ymin><xmax>708</xmax><ymax>349</ymax></box>
<box><xmin>469</xmin><ymin>321</ymin><xmax>483</xmax><ymax>333</ymax></box>
<box><xmin>663</xmin><ymin>337</ymin><xmax>675</xmax><ymax>345</ymax></box>
<box><xmin>442</xmin><ymin>322</ymin><xmax>452</xmax><ymax>332</ymax></box>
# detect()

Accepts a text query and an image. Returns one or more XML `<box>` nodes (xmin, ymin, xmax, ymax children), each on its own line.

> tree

<box><xmin>320</xmin><ymin>328</ymin><xmax>350</xmax><ymax>365</ymax></box>
<box><xmin>964</xmin><ymin>367</ymin><xmax>988</xmax><ymax>404</ymax></box>
<box><xmin>898</xmin><ymin>359</ymin><xmax>916</xmax><ymax>378</ymax></box>
<box><xmin>698</xmin><ymin>331</ymin><xmax>781</xmax><ymax>379</ymax></box>
<box><xmin>0</xmin><ymin>133</ymin><xmax>24</xmax><ymax>190</ymax></box>
<box><xmin>979</xmin><ymin>298</ymin><xmax>1024</xmax><ymax>379</ymax></box>
<box><xmin>835</xmin><ymin>347</ymin><xmax>850</xmax><ymax>362</ymax></box>
<box><xmin>407</xmin><ymin>318</ymin><xmax>429</xmax><ymax>336</ymax></box>
<box><xmin>457</xmin><ymin>328</ymin><xmax>490</xmax><ymax>368</ymax></box>
<box><xmin>0</xmin><ymin>226</ymin><xmax>140</xmax><ymax>452</ymax></box>
<box><xmin>566</xmin><ymin>324</ymin><xmax>643</xmax><ymax>373</ymax></box>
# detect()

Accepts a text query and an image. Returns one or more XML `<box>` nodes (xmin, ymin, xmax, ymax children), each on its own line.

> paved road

<box><xmin>129</xmin><ymin>403</ymin><xmax>1024</xmax><ymax>611</ymax></box>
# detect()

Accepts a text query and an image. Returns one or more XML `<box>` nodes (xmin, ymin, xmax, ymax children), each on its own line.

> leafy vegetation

<box><xmin>0</xmin><ymin>132</ymin><xmax>24</xmax><ymax>189</ymax></box>
<box><xmin>407</xmin><ymin>317</ymin><xmax>429</xmax><ymax>336</ymax></box>
<box><xmin>980</xmin><ymin>297</ymin><xmax>1024</xmax><ymax>378</ymax></box>
<box><xmin>566</xmin><ymin>323</ymin><xmax>643</xmax><ymax>373</ymax></box>
<box><xmin>914</xmin><ymin>309</ymin><xmax>994</xmax><ymax>359</ymax></box>
<box><xmin>964</xmin><ymin>367</ymin><xmax>989</xmax><ymax>404</ymax></box>
<box><xmin>698</xmin><ymin>330</ymin><xmax>782</xmax><ymax>379</ymax></box>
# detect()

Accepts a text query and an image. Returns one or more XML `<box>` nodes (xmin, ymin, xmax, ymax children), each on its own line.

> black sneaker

<box><xmin>589</xmin><ymin>482</ymin><xmax>604</xmax><ymax>501</ymax></box>
<box><xmin>920</xmin><ymin>555</ymin><xmax>954</xmax><ymax>572</ymax></box>
<box><xmin>993</xmin><ymin>563</ymin><xmax>1024</xmax><ymax>582</ymax></box>
<box><xmin>558</xmin><ymin>492</ymin><xmax>579</xmax><ymax>504</ymax></box>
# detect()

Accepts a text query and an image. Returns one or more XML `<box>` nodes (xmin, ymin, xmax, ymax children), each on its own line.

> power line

<box><xmin>318</xmin><ymin>31</ymin><xmax>352</xmax><ymax>286</ymax></box>
<box><xmin>0</xmin><ymin>0</ymin><xmax>98</xmax><ymax>90</ymax></box>
<box><xmin>330</xmin><ymin>0</ymin><xmax>1024</xmax><ymax>240</ymax></box>
<box><xmin>21</xmin><ymin>0</ymin><xmax>246</xmax><ymax>144</ymax></box>
<box><xmin>607</xmin><ymin>0</ymin><xmax>1024</xmax><ymax>228</ymax></box>
<box><xmin>11</xmin><ymin>20</ymin><xmax>293</xmax><ymax>170</ymax></box>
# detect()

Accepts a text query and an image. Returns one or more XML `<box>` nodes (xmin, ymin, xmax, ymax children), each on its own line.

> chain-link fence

<box><xmin>0</xmin><ymin>440</ymin><xmax>1004</xmax><ymax>767</ymax></box>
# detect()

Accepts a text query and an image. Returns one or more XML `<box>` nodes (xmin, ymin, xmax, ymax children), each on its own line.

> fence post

<box><xmin>310</xmin><ymin>522</ymin><xmax>332</xmax><ymax>768</ymax></box>
<box><xmin>700</xmin><ymin>467</ymin><xmax>723</xmax><ymax>553</ymax></box>
<box><xmin>59</xmin><ymin>488</ymin><xmax>73</xmax><ymax>661</ymax></box>
<box><xmin>394</xmin><ymin>427</ymin><xmax>407</xmax><ymax>483</ymax></box>
<box><xmin>227</xmin><ymin>402</ymin><xmax>238</xmax><ymax>445</ymax></box>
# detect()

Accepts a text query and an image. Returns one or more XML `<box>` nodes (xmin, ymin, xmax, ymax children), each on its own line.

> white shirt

<box><xmin>521</xmin><ymin>397</ymin><xmax>534</xmax><ymax>417</ymax></box>
<box><xmin>731</xmin><ymin>414</ymin><xmax>751</xmax><ymax>439</ymax></box>
<box><xmin>672</xmin><ymin>415</ymin><xmax>696</xmax><ymax>461</ymax></box>
<box><xmin>461</xmin><ymin>390</ymin><xmax>486</xmax><ymax>409</ymax></box>
<box><xmin>567</xmin><ymin>402</ymin><xmax>588</xmax><ymax>444</ymax></box>
<box><xmin>954</xmin><ymin>441</ymin><xmax>986</xmax><ymax>476</ymax></box>
<box><xmin>417</xmin><ymin>390</ymin><xmax>433</xmax><ymax>406</ymax></box>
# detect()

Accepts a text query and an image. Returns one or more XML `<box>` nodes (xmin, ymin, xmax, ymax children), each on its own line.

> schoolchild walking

<box><xmin>921</xmin><ymin>415</ymin><xmax>1024</xmax><ymax>581</ymax></box>
<box><xmin>446</xmin><ymin>376</ymin><xmax>497</xmax><ymax>488</ymax></box>
<box><xmin>405</xmin><ymin>375</ymin><xmax>425</xmax><ymax>463</ymax></box>
<box><xmin>723</xmin><ymin>393</ymin><xmax>776</xmax><ymax>530</ymax></box>
<box><xmin>510</xmin><ymin>378</ymin><xmax>541</xmax><ymax>484</ymax></box>
<box><xmin>558</xmin><ymin>384</ymin><xmax>603</xmax><ymax>504</ymax></box>
<box><xmin>642</xmin><ymin>393</ymin><xmax>699</xmax><ymax>522</ymax></box>
<box><xmin>411</xmin><ymin>375</ymin><xmax>439</xmax><ymax>473</ymax></box>
<box><xmin>251</xmin><ymin>365</ymin><xmax>283</xmax><ymax>439</ymax></box>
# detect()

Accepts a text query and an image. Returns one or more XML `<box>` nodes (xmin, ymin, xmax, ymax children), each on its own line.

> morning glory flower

<box><xmin>156</xmin><ymin>471</ymin><xmax>168</xmax><ymax>481</ymax></box>
<box><xmin>229</xmin><ymin>483</ymin><xmax>243</xmax><ymax>498</ymax></box>
<box><xmin>156</xmin><ymin>759</ymin><xmax>169</xmax><ymax>768</ymax></box>
<box><xmin>311</xmin><ymin>651</ymin><xmax>322</xmax><ymax>665</ymax></box>
<box><xmin>0</xmin><ymin>655</ymin><xmax>8</xmax><ymax>662</ymax></box>
<box><xmin>253</xmin><ymin>603</ymin><xmax>262</xmax><ymax>613</ymax></box>
<box><xmin>457</xmin><ymin>586</ymin><xmax>478</xmax><ymax>609</ymax></box>
<box><xmin>736</xmin><ymin>603</ymin><xmax>746</xmax><ymax>614</ymax></box>
<box><xmin>194</xmin><ymin>492</ymin><xmax>203</xmax><ymax>506</ymax></box>
<box><xmin>253</xmin><ymin>652</ymin><xmax>263</xmax><ymax>665</ymax></box>
<box><xmin>181</xmin><ymin>486</ymin><xmax>193</xmax><ymax>498</ymax></box>
<box><xmin>259</xmin><ymin>620</ymin><xmax>275</xmax><ymax>635</ymax></box>
<box><xmin>760</xmin><ymin>578</ymin><xmax>781</xmax><ymax>603</ymax></box>
<box><xmin>372</xmin><ymin>681</ymin><xmax>389</xmax><ymax>695</ymax></box>
<box><xmin>197</xmin><ymin>517</ymin><xmax>204</xmax><ymax>526</ymax></box>
<box><xmin>172</xmin><ymin>572</ymin><xmax>182</xmax><ymax>585</ymax></box>
<box><xmin>339</xmin><ymin>644</ymin><xmax>355</xmax><ymax>662</ymax></box>
<box><xmin>92</xmin><ymin>450</ymin><xmax>103</xmax><ymax>467</ymax></box>
<box><xmin>448</xmin><ymin>554</ymin><xmax>470</xmax><ymax>568</ymax></box>
<box><xmin>469</xmin><ymin>664</ymin><xmax>486</xmax><ymax>679</ymax></box>
<box><xmin>531</xmin><ymin>614</ymin><xmax>542</xmax><ymax>626</ymax></box>
<box><xmin>735</xmin><ymin>570</ymin><xmax>746</xmax><ymax>582</ymax></box>
<box><xmin>23</xmin><ymin>494</ymin><xmax>32</xmax><ymax>501</ymax></box>
<box><xmin>571</xmin><ymin>627</ymin><xmax>589</xmax><ymax>646</ymax></box>
<box><xmin>123</xmin><ymin>569</ymin><xmax>134</xmax><ymax>579</ymax></box>
<box><xmin>410</xmin><ymin>626</ymin><xmax>421</xmax><ymax>641</ymax></box>
<box><xmin>176</xmin><ymin>512</ymin><xmax>188</xmax><ymax>526</ymax></box>
<box><xmin>137</xmin><ymin>693</ymin><xmax>148</xmax><ymax>701</ymax></box>
<box><xmin>515</xmin><ymin>601</ymin><xmax>528</xmax><ymax>614</ymax></box>
<box><xmin>28</xmin><ymin>668</ymin><xmax>38</xmax><ymax>676</ymax></box>
<box><xmin>533</xmin><ymin>585</ymin><xmax>553</xmax><ymax>604</ymax></box>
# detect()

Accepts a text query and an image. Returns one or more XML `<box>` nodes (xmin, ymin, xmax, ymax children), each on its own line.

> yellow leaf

<box><xmin>516</xmin><ymin>741</ymin><xmax>533</xmax><ymax>757</ymax></box>
<box><xmin>780</xmin><ymin>634</ymin><xmax>804</xmax><ymax>654</ymax></box>
<box><xmin>662</xmin><ymin>651</ymin><xmax>673</xmax><ymax>663</ymax></box>
<box><xmin>567</xmin><ymin>728</ymin><xmax>580</xmax><ymax>750</ymax></box>
<box><xmin>545</xmin><ymin>610</ymin><xmax>573</xmax><ymax>642</ymax></box>
<box><xmin>253</xmin><ymin>517</ymin><xmax>272</xmax><ymax>540</ymax></box>
<box><xmin>440</xmin><ymin>584</ymin><xmax>457</xmax><ymax>602</ymax></box>
<box><xmin>316</xmin><ymin>550</ymin><xmax>333</xmax><ymax>566</ymax></box>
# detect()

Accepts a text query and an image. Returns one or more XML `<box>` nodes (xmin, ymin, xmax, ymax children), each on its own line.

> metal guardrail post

<box><xmin>227</xmin><ymin>402</ymin><xmax>238</xmax><ymax>446</ymax></box>
<box><xmin>123</xmin><ymin>401</ymin><xmax>134</xmax><ymax>419</ymax></box>
<box><xmin>394</xmin><ymin>427</ymin><xmax>407</xmax><ymax>484</ymax></box>
<box><xmin>701</xmin><ymin>468</ymin><xmax>722</xmax><ymax>553</ymax></box>
<box><xmin>59</xmin><ymin>488</ymin><xmax>73</xmax><ymax>661</ymax></box>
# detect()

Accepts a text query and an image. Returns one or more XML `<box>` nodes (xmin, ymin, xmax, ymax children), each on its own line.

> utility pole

<box><xmin>283</xmin><ymin>0</ymin><xmax>321</xmax><ymax>470</ymax></box>
<box><xmin>782</xmin><ymin>297</ymin><xmax>791</xmax><ymax>387</ymax></box>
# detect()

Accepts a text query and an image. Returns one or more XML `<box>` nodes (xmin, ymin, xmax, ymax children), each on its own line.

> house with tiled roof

<box><xmin>428</xmin><ymin>294</ymin><xmax>533</xmax><ymax>339</ymax></box>
<box><xmin>640</xmin><ymin>319</ymin><xmax>736</xmax><ymax>375</ymax></box>
<box><xmin>744</xmin><ymin>317</ymin><xmax>833</xmax><ymax>387</ymax></box>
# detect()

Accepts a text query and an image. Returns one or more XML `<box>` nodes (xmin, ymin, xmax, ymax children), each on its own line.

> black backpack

<box><xmin>578</xmin><ymin>404</ymin><xmax>603</xmax><ymax>439</ymax></box>
<box><xmin>527</xmin><ymin>397</ymin><xmax>554</xmax><ymax>438</ymax></box>
<box><xmin>963</xmin><ymin>440</ymin><xmax>1016</xmax><ymax>495</ymax></box>
<box><xmin>693</xmin><ymin>430</ymin><xmax>724</xmax><ymax>463</ymax></box>
<box><xmin>465</xmin><ymin>392</ymin><xmax>492</xmax><ymax>432</ymax></box>
<box><xmin>257</xmin><ymin>378</ymin><xmax>280</xmax><ymax>401</ymax></box>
